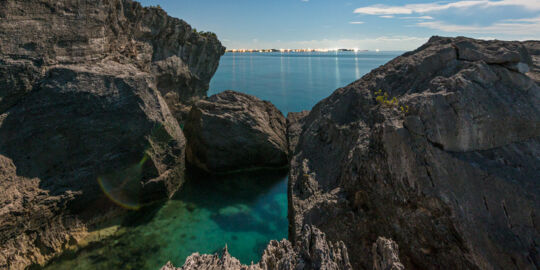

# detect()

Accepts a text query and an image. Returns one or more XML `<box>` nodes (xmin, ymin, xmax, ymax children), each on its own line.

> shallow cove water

<box><xmin>43</xmin><ymin>169</ymin><xmax>288</xmax><ymax>270</ymax></box>
<box><xmin>41</xmin><ymin>51</ymin><xmax>400</xmax><ymax>270</ymax></box>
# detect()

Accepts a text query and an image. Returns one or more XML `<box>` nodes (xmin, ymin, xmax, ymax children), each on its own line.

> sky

<box><xmin>138</xmin><ymin>0</ymin><xmax>540</xmax><ymax>50</ymax></box>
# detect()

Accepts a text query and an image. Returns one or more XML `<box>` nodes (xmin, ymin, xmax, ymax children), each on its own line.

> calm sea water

<box><xmin>210</xmin><ymin>51</ymin><xmax>401</xmax><ymax>114</ymax></box>
<box><xmin>43</xmin><ymin>51</ymin><xmax>399</xmax><ymax>270</ymax></box>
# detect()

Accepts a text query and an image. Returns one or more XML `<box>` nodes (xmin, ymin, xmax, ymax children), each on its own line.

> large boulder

<box><xmin>289</xmin><ymin>36</ymin><xmax>540</xmax><ymax>269</ymax></box>
<box><xmin>184</xmin><ymin>90</ymin><xmax>288</xmax><ymax>173</ymax></box>
<box><xmin>0</xmin><ymin>0</ymin><xmax>224</xmax><ymax>268</ymax></box>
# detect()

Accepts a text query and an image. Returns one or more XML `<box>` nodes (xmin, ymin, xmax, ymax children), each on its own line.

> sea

<box><xmin>42</xmin><ymin>51</ymin><xmax>401</xmax><ymax>270</ymax></box>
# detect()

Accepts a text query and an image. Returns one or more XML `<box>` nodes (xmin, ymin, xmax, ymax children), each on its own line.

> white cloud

<box><xmin>380</xmin><ymin>15</ymin><xmax>395</xmax><ymax>19</ymax></box>
<box><xmin>417</xmin><ymin>16</ymin><xmax>540</xmax><ymax>35</ymax></box>
<box><xmin>349</xmin><ymin>21</ymin><xmax>365</xmax><ymax>24</ymax></box>
<box><xmin>354</xmin><ymin>0</ymin><xmax>540</xmax><ymax>15</ymax></box>
<box><xmin>400</xmin><ymin>16</ymin><xmax>434</xmax><ymax>20</ymax></box>
<box><xmin>222</xmin><ymin>36</ymin><xmax>429</xmax><ymax>51</ymax></box>
<box><xmin>354</xmin><ymin>6</ymin><xmax>412</xmax><ymax>15</ymax></box>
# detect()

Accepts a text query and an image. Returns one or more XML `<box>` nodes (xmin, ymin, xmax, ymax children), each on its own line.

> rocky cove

<box><xmin>0</xmin><ymin>1</ymin><xmax>539</xmax><ymax>270</ymax></box>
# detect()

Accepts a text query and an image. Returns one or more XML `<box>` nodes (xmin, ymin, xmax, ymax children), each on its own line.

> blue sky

<box><xmin>138</xmin><ymin>0</ymin><xmax>540</xmax><ymax>50</ymax></box>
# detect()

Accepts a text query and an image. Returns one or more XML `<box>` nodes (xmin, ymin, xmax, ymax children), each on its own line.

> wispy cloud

<box><xmin>222</xmin><ymin>36</ymin><xmax>430</xmax><ymax>51</ymax></box>
<box><xmin>400</xmin><ymin>16</ymin><xmax>434</xmax><ymax>20</ymax></box>
<box><xmin>380</xmin><ymin>15</ymin><xmax>395</xmax><ymax>19</ymax></box>
<box><xmin>417</xmin><ymin>16</ymin><xmax>540</xmax><ymax>35</ymax></box>
<box><xmin>352</xmin><ymin>0</ymin><xmax>540</xmax><ymax>37</ymax></box>
<box><xmin>354</xmin><ymin>0</ymin><xmax>540</xmax><ymax>15</ymax></box>
<box><xmin>349</xmin><ymin>21</ymin><xmax>365</xmax><ymax>24</ymax></box>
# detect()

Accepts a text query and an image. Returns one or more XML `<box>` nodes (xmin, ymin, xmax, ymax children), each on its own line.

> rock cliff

<box><xmin>288</xmin><ymin>36</ymin><xmax>540</xmax><ymax>269</ymax></box>
<box><xmin>184</xmin><ymin>90</ymin><xmax>288</xmax><ymax>173</ymax></box>
<box><xmin>0</xmin><ymin>0</ymin><xmax>224</xmax><ymax>268</ymax></box>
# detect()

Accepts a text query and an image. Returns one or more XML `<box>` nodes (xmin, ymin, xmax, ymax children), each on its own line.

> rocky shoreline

<box><xmin>0</xmin><ymin>1</ymin><xmax>539</xmax><ymax>269</ymax></box>
<box><xmin>160</xmin><ymin>37</ymin><xmax>540</xmax><ymax>269</ymax></box>
<box><xmin>0</xmin><ymin>0</ymin><xmax>224</xmax><ymax>268</ymax></box>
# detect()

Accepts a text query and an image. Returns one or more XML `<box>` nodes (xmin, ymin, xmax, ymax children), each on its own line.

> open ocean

<box><xmin>43</xmin><ymin>51</ymin><xmax>401</xmax><ymax>270</ymax></box>
<box><xmin>210</xmin><ymin>51</ymin><xmax>402</xmax><ymax>114</ymax></box>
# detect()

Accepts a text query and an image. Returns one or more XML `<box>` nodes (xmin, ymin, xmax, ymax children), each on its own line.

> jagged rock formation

<box><xmin>0</xmin><ymin>0</ymin><xmax>223</xmax><ymax>268</ymax></box>
<box><xmin>184</xmin><ymin>90</ymin><xmax>288</xmax><ymax>173</ymax></box>
<box><xmin>288</xmin><ymin>36</ymin><xmax>540</xmax><ymax>269</ymax></box>
<box><xmin>372</xmin><ymin>238</ymin><xmax>404</xmax><ymax>270</ymax></box>
<box><xmin>524</xmin><ymin>41</ymin><xmax>540</xmax><ymax>83</ymax></box>
<box><xmin>286</xmin><ymin>111</ymin><xmax>310</xmax><ymax>156</ymax></box>
<box><xmin>161</xmin><ymin>225</ymin><xmax>352</xmax><ymax>270</ymax></box>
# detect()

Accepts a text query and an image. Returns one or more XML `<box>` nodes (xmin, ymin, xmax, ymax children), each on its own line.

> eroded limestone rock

<box><xmin>184</xmin><ymin>90</ymin><xmax>288</xmax><ymax>173</ymax></box>
<box><xmin>0</xmin><ymin>0</ymin><xmax>224</xmax><ymax>268</ymax></box>
<box><xmin>161</xmin><ymin>225</ymin><xmax>352</xmax><ymax>270</ymax></box>
<box><xmin>288</xmin><ymin>36</ymin><xmax>540</xmax><ymax>269</ymax></box>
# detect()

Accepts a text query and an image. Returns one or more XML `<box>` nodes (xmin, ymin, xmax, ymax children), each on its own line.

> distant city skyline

<box><xmin>138</xmin><ymin>0</ymin><xmax>540</xmax><ymax>50</ymax></box>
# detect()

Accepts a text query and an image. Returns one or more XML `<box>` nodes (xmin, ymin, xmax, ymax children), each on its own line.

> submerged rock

<box><xmin>161</xmin><ymin>225</ymin><xmax>352</xmax><ymax>270</ymax></box>
<box><xmin>288</xmin><ymin>36</ymin><xmax>540</xmax><ymax>269</ymax></box>
<box><xmin>0</xmin><ymin>0</ymin><xmax>223</xmax><ymax>268</ymax></box>
<box><xmin>184</xmin><ymin>90</ymin><xmax>288</xmax><ymax>173</ymax></box>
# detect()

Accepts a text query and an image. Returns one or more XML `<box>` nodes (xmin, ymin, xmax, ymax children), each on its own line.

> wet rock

<box><xmin>162</xmin><ymin>225</ymin><xmax>352</xmax><ymax>270</ymax></box>
<box><xmin>184</xmin><ymin>90</ymin><xmax>288</xmax><ymax>173</ymax></box>
<box><xmin>289</xmin><ymin>36</ymin><xmax>540</xmax><ymax>269</ymax></box>
<box><xmin>0</xmin><ymin>0</ymin><xmax>224</xmax><ymax>268</ymax></box>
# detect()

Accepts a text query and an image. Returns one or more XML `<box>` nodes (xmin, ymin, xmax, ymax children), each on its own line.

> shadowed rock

<box><xmin>184</xmin><ymin>90</ymin><xmax>288</xmax><ymax>174</ymax></box>
<box><xmin>0</xmin><ymin>0</ymin><xmax>224</xmax><ymax>268</ymax></box>
<box><xmin>288</xmin><ymin>36</ymin><xmax>540</xmax><ymax>269</ymax></box>
<box><xmin>286</xmin><ymin>111</ymin><xmax>310</xmax><ymax>156</ymax></box>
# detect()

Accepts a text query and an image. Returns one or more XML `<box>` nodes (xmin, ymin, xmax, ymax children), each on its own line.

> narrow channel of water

<box><xmin>42</xmin><ymin>51</ymin><xmax>400</xmax><ymax>269</ymax></box>
<box><xmin>43</xmin><ymin>169</ymin><xmax>288</xmax><ymax>270</ymax></box>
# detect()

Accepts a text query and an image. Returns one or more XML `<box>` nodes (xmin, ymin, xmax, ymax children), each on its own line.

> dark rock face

<box><xmin>286</xmin><ymin>111</ymin><xmax>310</xmax><ymax>156</ymax></box>
<box><xmin>289</xmin><ymin>36</ymin><xmax>540</xmax><ymax>269</ymax></box>
<box><xmin>0</xmin><ymin>0</ymin><xmax>225</xmax><ymax>122</ymax></box>
<box><xmin>0</xmin><ymin>0</ymin><xmax>223</xmax><ymax>268</ymax></box>
<box><xmin>161</xmin><ymin>225</ymin><xmax>352</xmax><ymax>270</ymax></box>
<box><xmin>184</xmin><ymin>90</ymin><xmax>288</xmax><ymax>173</ymax></box>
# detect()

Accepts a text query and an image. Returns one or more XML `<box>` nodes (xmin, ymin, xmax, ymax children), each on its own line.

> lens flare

<box><xmin>97</xmin><ymin>154</ymin><xmax>149</xmax><ymax>210</ymax></box>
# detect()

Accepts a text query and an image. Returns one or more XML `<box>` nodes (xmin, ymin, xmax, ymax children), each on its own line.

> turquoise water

<box><xmin>42</xmin><ymin>52</ymin><xmax>399</xmax><ymax>270</ymax></box>
<box><xmin>43</xmin><ymin>169</ymin><xmax>288</xmax><ymax>270</ymax></box>
<box><xmin>210</xmin><ymin>51</ymin><xmax>401</xmax><ymax>114</ymax></box>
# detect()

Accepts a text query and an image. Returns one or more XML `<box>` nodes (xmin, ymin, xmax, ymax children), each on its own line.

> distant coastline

<box><xmin>226</xmin><ymin>48</ymin><xmax>372</xmax><ymax>53</ymax></box>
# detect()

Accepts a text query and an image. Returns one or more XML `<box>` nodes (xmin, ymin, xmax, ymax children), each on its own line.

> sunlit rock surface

<box><xmin>288</xmin><ymin>36</ymin><xmax>540</xmax><ymax>269</ymax></box>
<box><xmin>184</xmin><ymin>90</ymin><xmax>288</xmax><ymax>173</ymax></box>
<box><xmin>0</xmin><ymin>0</ymin><xmax>223</xmax><ymax>268</ymax></box>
